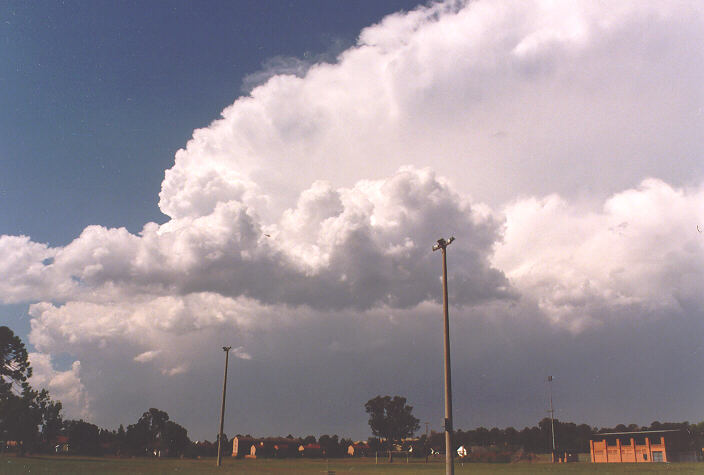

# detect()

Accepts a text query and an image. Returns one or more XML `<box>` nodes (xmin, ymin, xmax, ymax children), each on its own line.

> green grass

<box><xmin>1</xmin><ymin>455</ymin><xmax>702</xmax><ymax>474</ymax></box>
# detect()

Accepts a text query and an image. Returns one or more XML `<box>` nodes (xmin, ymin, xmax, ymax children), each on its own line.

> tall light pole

<box><xmin>548</xmin><ymin>375</ymin><xmax>556</xmax><ymax>462</ymax></box>
<box><xmin>217</xmin><ymin>346</ymin><xmax>232</xmax><ymax>467</ymax></box>
<box><xmin>433</xmin><ymin>236</ymin><xmax>455</xmax><ymax>475</ymax></box>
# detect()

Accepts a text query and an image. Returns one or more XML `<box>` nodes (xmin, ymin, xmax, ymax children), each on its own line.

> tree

<box><xmin>65</xmin><ymin>419</ymin><xmax>102</xmax><ymax>455</ymax></box>
<box><xmin>0</xmin><ymin>389</ymin><xmax>39</xmax><ymax>453</ymax></box>
<box><xmin>36</xmin><ymin>389</ymin><xmax>63</xmax><ymax>448</ymax></box>
<box><xmin>364</xmin><ymin>395</ymin><xmax>420</xmax><ymax>444</ymax></box>
<box><xmin>125</xmin><ymin>408</ymin><xmax>190</xmax><ymax>457</ymax></box>
<box><xmin>319</xmin><ymin>434</ymin><xmax>344</xmax><ymax>457</ymax></box>
<box><xmin>164</xmin><ymin>420</ymin><xmax>189</xmax><ymax>456</ymax></box>
<box><xmin>0</xmin><ymin>326</ymin><xmax>32</xmax><ymax>396</ymax></box>
<box><xmin>0</xmin><ymin>326</ymin><xmax>63</xmax><ymax>455</ymax></box>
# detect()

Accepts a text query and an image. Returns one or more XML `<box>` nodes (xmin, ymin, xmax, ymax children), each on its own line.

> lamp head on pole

<box><xmin>223</xmin><ymin>346</ymin><xmax>232</xmax><ymax>352</ymax></box>
<box><xmin>432</xmin><ymin>236</ymin><xmax>455</xmax><ymax>251</ymax></box>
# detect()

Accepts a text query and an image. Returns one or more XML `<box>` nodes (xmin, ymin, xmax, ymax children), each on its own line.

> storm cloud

<box><xmin>2</xmin><ymin>0</ymin><xmax>703</xmax><ymax>439</ymax></box>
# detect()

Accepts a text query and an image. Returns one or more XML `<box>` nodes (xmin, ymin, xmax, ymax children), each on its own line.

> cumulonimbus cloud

<box><xmin>2</xmin><ymin>0</ymin><xmax>703</xmax><ymax>431</ymax></box>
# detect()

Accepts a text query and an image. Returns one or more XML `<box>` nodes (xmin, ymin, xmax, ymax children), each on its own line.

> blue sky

<box><xmin>1</xmin><ymin>0</ymin><xmax>703</xmax><ymax>442</ymax></box>
<box><xmin>1</xmin><ymin>0</ymin><xmax>421</xmax><ymax>246</ymax></box>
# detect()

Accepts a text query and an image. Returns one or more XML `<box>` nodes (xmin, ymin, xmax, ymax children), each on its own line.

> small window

<box><xmin>652</xmin><ymin>451</ymin><xmax>663</xmax><ymax>462</ymax></box>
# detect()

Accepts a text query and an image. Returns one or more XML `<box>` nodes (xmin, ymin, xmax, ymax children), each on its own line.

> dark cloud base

<box><xmin>74</xmin><ymin>301</ymin><xmax>703</xmax><ymax>441</ymax></box>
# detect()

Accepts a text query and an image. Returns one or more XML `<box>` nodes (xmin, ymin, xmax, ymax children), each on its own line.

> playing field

<box><xmin>1</xmin><ymin>455</ymin><xmax>702</xmax><ymax>474</ymax></box>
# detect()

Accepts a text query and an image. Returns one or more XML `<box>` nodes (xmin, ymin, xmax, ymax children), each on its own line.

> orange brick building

<box><xmin>590</xmin><ymin>429</ymin><xmax>698</xmax><ymax>463</ymax></box>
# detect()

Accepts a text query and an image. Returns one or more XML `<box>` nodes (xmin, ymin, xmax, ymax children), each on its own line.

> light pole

<box><xmin>217</xmin><ymin>346</ymin><xmax>232</xmax><ymax>467</ymax></box>
<box><xmin>548</xmin><ymin>375</ymin><xmax>556</xmax><ymax>462</ymax></box>
<box><xmin>433</xmin><ymin>236</ymin><xmax>455</xmax><ymax>475</ymax></box>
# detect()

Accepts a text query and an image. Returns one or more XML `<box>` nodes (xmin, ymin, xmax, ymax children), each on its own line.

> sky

<box><xmin>1</xmin><ymin>0</ymin><xmax>703</xmax><ymax>442</ymax></box>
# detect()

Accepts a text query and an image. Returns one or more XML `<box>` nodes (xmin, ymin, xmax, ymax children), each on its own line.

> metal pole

<box><xmin>217</xmin><ymin>346</ymin><xmax>232</xmax><ymax>467</ymax></box>
<box><xmin>549</xmin><ymin>377</ymin><xmax>556</xmax><ymax>457</ymax></box>
<box><xmin>433</xmin><ymin>237</ymin><xmax>455</xmax><ymax>475</ymax></box>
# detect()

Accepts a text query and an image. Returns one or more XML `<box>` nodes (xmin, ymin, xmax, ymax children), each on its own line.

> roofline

<box><xmin>592</xmin><ymin>429</ymin><xmax>684</xmax><ymax>436</ymax></box>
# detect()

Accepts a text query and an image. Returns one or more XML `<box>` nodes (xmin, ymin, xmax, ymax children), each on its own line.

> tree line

<box><xmin>363</xmin><ymin>394</ymin><xmax>704</xmax><ymax>459</ymax></box>
<box><xmin>448</xmin><ymin>419</ymin><xmax>701</xmax><ymax>454</ymax></box>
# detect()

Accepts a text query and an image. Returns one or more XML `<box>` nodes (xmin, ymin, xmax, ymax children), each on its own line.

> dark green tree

<box><xmin>0</xmin><ymin>326</ymin><xmax>32</xmax><ymax>396</ymax></box>
<box><xmin>0</xmin><ymin>390</ymin><xmax>41</xmax><ymax>454</ymax></box>
<box><xmin>0</xmin><ymin>326</ymin><xmax>63</xmax><ymax>455</ymax></box>
<box><xmin>364</xmin><ymin>395</ymin><xmax>420</xmax><ymax>444</ymax></box>
<box><xmin>319</xmin><ymin>434</ymin><xmax>343</xmax><ymax>457</ymax></box>
<box><xmin>504</xmin><ymin>426</ymin><xmax>519</xmax><ymax>447</ymax></box>
<box><xmin>367</xmin><ymin>436</ymin><xmax>382</xmax><ymax>452</ymax></box>
<box><xmin>164</xmin><ymin>420</ymin><xmax>189</xmax><ymax>456</ymax></box>
<box><xmin>473</xmin><ymin>426</ymin><xmax>490</xmax><ymax>445</ymax></box>
<box><xmin>37</xmin><ymin>389</ymin><xmax>63</xmax><ymax>448</ymax></box>
<box><xmin>65</xmin><ymin>419</ymin><xmax>102</xmax><ymax>455</ymax></box>
<box><xmin>125</xmin><ymin>408</ymin><xmax>190</xmax><ymax>457</ymax></box>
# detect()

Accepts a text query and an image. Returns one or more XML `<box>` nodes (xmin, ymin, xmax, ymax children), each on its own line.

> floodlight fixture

<box><xmin>433</xmin><ymin>236</ymin><xmax>455</xmax><ymax>251</ymax></box>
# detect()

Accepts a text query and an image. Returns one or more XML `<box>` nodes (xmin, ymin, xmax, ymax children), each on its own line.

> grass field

<box><xmin>1</xmin><ymin>455</ymin><xmax>702</xmax><ymax>474</ymax></box>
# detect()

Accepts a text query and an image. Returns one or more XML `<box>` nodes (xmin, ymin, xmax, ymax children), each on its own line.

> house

<box><xmin>53</xmin><ymin>435</ymin><xmax>70</xmax><ymax>454</ymax></box>
<box><xmin>347</xmin><ymin>441</ymin><xmax>370</xmax><ymax>456</ymax></box>
<box><xmin>4</xmin><ymin>440</ymin><xmax>20</xmax><ymax>452</ymax></box>
<box><xmin>298</xmin><ymin>442</ymin><xmax>323</xmax><ymax>457</ymax></box>
<box><xmin>232</xmin><ymin>436</ymin><xmax>255</xmax><ymax>458</ymax></box>
<box><xmin>233</xmin><ymin>436</ymin><xmax>301</xmax><ymax>458</ymax></box>
<box><xmin>590</xmin><ymin>429</ymin><xmax>699</xmax><ymax>463</ymax></box>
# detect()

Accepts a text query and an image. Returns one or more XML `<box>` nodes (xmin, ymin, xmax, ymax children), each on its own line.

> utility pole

<box><xmin>217</xmin><ymin>346</ymin><xmax>232</xmax><ymax>467</ymax></box>
<box><xmin>433</xmin><ymin>236</ymin><xmax>455</xmax><ymax>475</ymax></box>
<box><xmin>548</xmin><ymin>375</ymin><xmax>556</xmax><ymax>462</ymax></box>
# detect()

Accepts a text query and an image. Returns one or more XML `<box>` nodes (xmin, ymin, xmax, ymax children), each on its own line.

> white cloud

<box><xmin>494</xmin><ymin>179</ymin><xmax>704</xmax><ymax>331</ymax></box>
<box><xmin>231</xmin><ymin>346</ymin><xmax>252</xmax><ymax>360</ymax></box>
<box><xmin>0</xmin><ymin>236</ymin><xmax>58</xmax><ymax>303</ymax></box>
<box><xmin>158</xmin><ymin>0</ymin><xmax>704</xmax><ymax>220</ymax></box>
<box><xmin>28</xmin><ymin>352</ymin><xmax>91</xmax><ymax>420</ymax></box>
<box><xmin>133</xmin><ymin>350</ymin><xmax>160</xmax><ymax>363</ymax></box>
<box><xmin>4</xmin><ymin>167</ymin><xmax>509</xmax><ymax>313</ymax></box>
